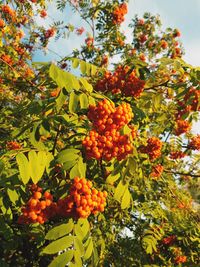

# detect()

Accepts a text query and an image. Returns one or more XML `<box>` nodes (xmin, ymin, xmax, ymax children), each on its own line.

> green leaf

<box><xmin>142</xmin><ymin>236</ymin><xmax>157</xmax><ymax>255</ymax></box>
<box><xmin>28</xmin><ymin>151</ymin><xmax>45</xmax><ymax>184</ymax></box>
<box><xmin>57</xmin><ymin>149</ymin><xmax>79</xmax><ymax>164</ymax></box>
<box><xmin>77</xmin><ymin>157</ymin><xmax>86</xmax><ymax>177</ymax></box>
<box><xmin>72</xmin><ymin>58</ymin><xmax>79</xmax><ymax>69</ymax></box>
<box><xmin>69</xmin><ymin>91</ymin><xmax>79</xmax><ymax>113</ymax></box>
<box><xmin>48</xmin><ymin>250</ymin><xmax>74</xmax><ymax>267</ymax></box>
<box><xmin>79</xmin><ymin>93</ymin><xmax>89</xmax><ymax>109</ymax></box>
<box><xmin>78</xmin><ymin>218</ymin><xmax>90</xmax><ymax>238</ymax></box>
<box><xmin>37</xmin><ymin>151</ymin><xmax>48</xmax><ymax>180</ymax></box>
<box><xmin>121</xmin><ymin>188</ymin><xmax>131</xmax><ymax>209</ymax></box>
<box><xmin>42</xmin><ymin>236</ymin><xmax>74</xmax><ymax>254</ymax></box>
<box><xmin>122</xmin><ymin>125</ymin><xmax>132</xmax><ymax>135</ymax></box>
<box><xmin>70</xmin><ymin>164</ymin><xmax>81</xmax><ymax>179</ymax></box>
<box><xmin>153</xmin><ymin>93</ymin><xmax>162</xmax><ymax>110</ymax></box>
<box><xmin>16</xmin><ymin>153</ymin><xmax>30</xmax><ymax>184</ymax></box>
<box><xmin>50</xmin><ymin>64</ymin><xmax>80</xmax><ymax>92</ymax></box>
<box><xmin>7</xmin><ymin>189</ymin><xmax>19</xmax><ymax>204</ymax></box>
<box><xmin>86</xmin><ymin>62</ymin><xmax>91</xmax><ymax>76</ymax></box>
<box><xmin>73</xmin><ymin>250</ymin><xmax>82</xmax><ymax>267</ymax></box>
<box><xmin>79</xmin><ymin>78</ymin><xmax>93</xmax><ymax>92</ymax></box>
<box><xmin>46</xmin><ymin>153</ymin><xmax>54</xmax><ymax>174</ymax></box>
<box><xmin>49</xmin><ymin>64</ymin><xmax>59</xmax><ymax>82</ymax></box>
<box><xmin>88</xmin><ymin>96</ymin><xmax>96</xmax><ymax>105</ymax></box>
<box><xmin>80</xmin><ymin>61</ymin><xmax>86</xmax><ymax>74</ymax></box>
<box><xmin>74</xmin><ymin>237</ymin><xmax>84</xmax><ymax>256</ymax></box>
<box><xmin>71</xmin><ymin>75</ymin><xmax>81</xmax><ymax>90</ymax></box>
<box><xmin>45</xmin><ymin>220</ymin><xmax>74</xmax><ymax>240</ymax></box>
<box><xmin>127</xmin><ymin>157</ymin><xmax>137</xmax><ymax>175</ymax></box>
<box><xmin>106</xmin><ymin>173</ymin><xmax>120</xmax><ymax>184</ymax></box>
<box><xmin>0</xmin><ymin>160</ymin><xmax>4</xmax><ymax>176</ymax></box>
<box><xmin>74</xmin><ymin>224</ymin><xmax>84</xmax><ymax>241</ymax></box>
<box><xmin>63</xmin><ymin>160</ymin><xmax>77</xmax><ymax>170</ymax></box>
<box><xmin>114</xmin><ymin>181</ymin><xmax>126</xmax><ymax>202</ymax></box>
<box><xmin>30</xmin><ymin>123</ymin><xmax>46</xmax><ymax>150</ymax></box>
<box><xmin>56</xmin><ymin>89</ymin><xmax>67</xmax><ymax>112</ymax></box>
<box><xmin>84</xmin><ymin>238</ymin><xmax>93</xmax><ymax>260</ymax></box>
<box><xmin>91</xmin><ymin>64</ymin><xmax>97</xmax><ymax>76</ymax></box>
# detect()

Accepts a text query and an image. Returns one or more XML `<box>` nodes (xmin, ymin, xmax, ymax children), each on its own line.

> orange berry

<box><xmin>40</xmin><ymin>200</ymin><xmax>46</xmax><ymax>210</ymax></box>
<box><xmin>37</xmin><ymin>215</ymin><xmax>45</xmax><ymax>224</ymax></box>
<box><xmin>44</xmin><ymin>191</ymin><xmax>53</xmax><ymax>200</ymax></box>
<box><xmin>29</xmin><ymin>198</ymin><xmax>38</xmax><ymax>207</ymax></box>
<box><xmin>103</xmin><ymin>191</ymin><xmax>108</xmax><ymax>197</ymax></box>
<box><xmin>75</xmin><ymin>182</ymin><xmax>82</xmax><ymax>190</ymax></box>
<box><xmin>46</xmin><ymin>199</ymin><xmax>52</xmax><ymax>207</ymax></box>
<box><xmin>29</xmin><ymin>211</ymin><xmax>37</xmax><ymax>220</ymax></box>
<box><xmin>33</xmin><ymin>192</ymin><xmax>42</xmax><ymax>200</ymax></box>
<box><xmin>80</xmin><ymin>178</ymin><xmax>87</xmax><ymax>185</ymax></box>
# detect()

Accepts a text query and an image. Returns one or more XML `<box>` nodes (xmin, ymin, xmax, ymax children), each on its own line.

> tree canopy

<box><xmin>0</xmin><ymin>0</ymin><xmax>199</xmax><ymax>266</ymax></box>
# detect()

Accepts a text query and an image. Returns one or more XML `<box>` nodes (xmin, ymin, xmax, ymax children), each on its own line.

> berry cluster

<box><xmin>45</xmin><ymin>28</ymin><xmax>56</xmax><ymax>39</ymax></box>
<box><xmin>40</xmin><ymin>10</ymin><xmax>47</xmax><ymax>18</ymax></box>
<box><xmin>18</xmin><ymin>178</ymin><xmax>107</xmax><ymax>224</ymax></box>
<box><xmin>112</xmin><ymin>3</ymin><xmax>128</xmax><ymax>25</ymax></box>
<box><xmin>0</xmin><ymin>19</ymin><xmax>5</xmax><ymax>28</ymax></box>
<box><xmin>1</xmin><ymin>54</ymin><xmax>13</xmax><ymax>65</ymax></box>
<box><xmin>162</xmin><ymin>235</ymin><xmax>176</xmax><ymax>245</ymax></box>
<box><xmin>171</xmin><ymin>47</ymin><xmax>182</xmax><ymax>59</ymax></box>
<box><xmin>1</xmin><ymin>5</ymin><xmax>16</xmax><ymax>20</ymax></box>
<box><xmin>85</xmin><ymin>37</ymin><xmax>94</xmax><ymax>47</ymax></box>
<box><xmin>87</xmin><ymin>100</ymin><xmax>133</xmax><ymax>133</ymax></box>
<box><xmin>76</xmin><ymin>27</ymin><xmax>85</xmax><ymax>35</ymax></box>
<box><xmin>176</xmin><ymin>87</ymin><xmax>200</xmax><ymax>118</ymax></box>
<box><xmin>83</xmin><ymin>130</ymin><xmax>133</xmax><ymax>161</ymax></box>
<box><xmin>82</xmin><ymin>100</ymin><xmax>134</xmax><ymax>161</ymax></box>
<box><xmin>160</xmin><ymin>39</ymin><xmax>168</xmax><ymax>49</ymax></box>
<box><xmin>57</xmin><ymin>177</ymin><xmax>107</xmax><ymax>219</ymax></box>
<box><xmin>175</xmin><ymin>119</ymin><xmax>191</xmax><ymax>136</ymax></box>
<box><xmin>18</xmin><ymin>185</ymin><xmax>57</xmax><ymax>224</ymax></box>
<box><xmin>139</xmin><ymin>34</ymin><xmax>148</xmax><ymax>44</ymax></box>
<box><xmin>150</xmin><ymin>164</ymin><xmax>164</xmax><ymax>178</ymax></box>
<box><xmin>170</xmin><ymin>151</ymin><xmax>186</xmax><ymax>159</ymax></box>
<box><xmin>50</xmin><ymin>87</ymin><xmax>60</xmax><ymax>97</ymax></box>
<box><xmin>95</xmin><ymin>65</ymin><xmax>145</xmax><ymax>98</ymax></box>
<box><xmin>174</xmin><ymin>255</ymin><xmax>187</xmax><ymax>264</ymax></box>
<box><xmin>189</xmin><ymin>135</ymin><xmax>200</xmax><ymax>150</ymax></box>
<box><xmin>140</xmin><ymin>137</ymin><xmax>163</xmax><ymax>161</ymax></box>
<box><xmin>6</xmin><ymin>141</ymin><xmax>21</xmax><ymax>150</ymax></box>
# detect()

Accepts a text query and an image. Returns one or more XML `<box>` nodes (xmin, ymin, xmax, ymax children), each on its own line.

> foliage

<box><xmin>0</xmin><ymin>0</ymin><xmax>200</xmax><ymax>266</ymax></box>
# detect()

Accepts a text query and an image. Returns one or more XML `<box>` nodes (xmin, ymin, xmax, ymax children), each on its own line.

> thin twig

<box><xmin>164</xmin><ymin>169</ymin><xmax>200</xmax><ymax>178</ymax></box>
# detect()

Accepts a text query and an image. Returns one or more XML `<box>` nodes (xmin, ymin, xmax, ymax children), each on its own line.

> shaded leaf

<box><xmin>121</xmin><ymin>188</ymin><xmax>131</xmax><ymax>209</ymax></box>
<box><xmin>57</xmin><ymin>149</ymin><xmax>79</xmax><ymax>164</ymax></box>
<box><xmin>42</xmin><ymin>236</ymin><xmax>74</xmax><ymax>254</ymax></box>
<box><xmin>16</xmin><ymin>153</ymin><xmax>30</xmax><ymax>184</ymax></box>
<box><xmin>79</xmin><ymin>93</ymin><xmax>89</xmax><ymax>109</ymax></box>
<box><xmin>48</xmin><ymin>250</ymin><xmax>74</xmax><ymax>267</ymax></box>
<box><xmin>45</xmin><ymin>220</ymin><xmax>74</xmax><ymax>240</ymax></box>
<box><xmin>84</xmin><ymin>238</ymin><xmax>93</xmax><ymax>260</ymax></box>
<box><xmin>69</xmin><ymin>91</ymin><xmax>79</xmax><ymax>113</ymax></box>
<box><xmin>114</xmin><ymin>181</ymin><xmax>126</xmax><ymax>202</ymax></box>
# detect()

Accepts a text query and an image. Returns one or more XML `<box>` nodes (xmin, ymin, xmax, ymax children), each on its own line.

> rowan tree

<box><xmin>0</xmin><ymin>0</ymin><xmax>200</xmax><ymax>266</ymax></box>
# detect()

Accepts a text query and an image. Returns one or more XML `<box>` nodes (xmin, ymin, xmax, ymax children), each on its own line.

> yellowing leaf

<box><xmin>16</xmin><ymin>153</ymin><xmax>31</xmax><ymax>184</ymax></box>
<box><xmin>121</xmin><ymin>188</ymin><xmax>131</xmax><ymax>209</ymax></box>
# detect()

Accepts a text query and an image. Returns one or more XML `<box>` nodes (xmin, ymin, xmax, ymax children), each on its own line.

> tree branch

<box><xmin>164</xmin><ymin>169</ymin><xmax>200</xmax><ymax>178</ymax></box>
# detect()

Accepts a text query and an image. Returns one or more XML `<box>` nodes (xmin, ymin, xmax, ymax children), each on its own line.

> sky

<box><xmin>33</xmin><ymin>0</ymin><xmax>200</xmax><ymax>133</ymax></box>
<box><xmin>34</xmin><ymin>0</ymin><xmax>200</xmax><ymax>66</ymax></box>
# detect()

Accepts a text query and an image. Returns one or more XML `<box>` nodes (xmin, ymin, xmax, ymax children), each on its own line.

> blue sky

<box><xmin>33</xmin><ymin>0</ymin><xmax>200</xmax><ymax>133</ymax></box>
<box><xmin>34</xmin><ymin>0</ymin><xmax>200</xmax><ymax>66</ymax></box>
<box><xmin>128</xmin><ymin>0</ymin><xmax>200</xmax><ymax>66</ymax></box>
